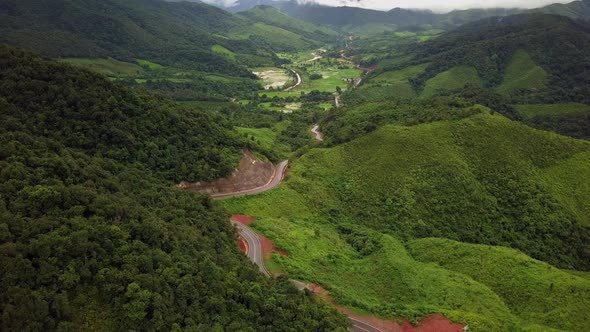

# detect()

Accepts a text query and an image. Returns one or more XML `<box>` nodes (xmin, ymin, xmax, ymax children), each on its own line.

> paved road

<box><xmin>232</xmin><ymin>221</ymin><xmax>271</xmax><ymax>276</ymax></box>
<box><xmin>284</xmin><ymin>69</ymin><xmax>302</xmax><ymax>91</ymax></box>
<box><xmin>234</xmin><ymin>221</ymin><xmax>382</xmax><ymax>332</ymax></box>
<box><xmin>211</xmin><ymin>160</ymin><xmax>288</xmax><ymax>199</ymax></box>
<box><xmin>311</xmin><ymin>124</ymin><xmax>324</xmax><ymax>141</ymax></box>
<box><xmin>349</xmin><ymin>318</ymin><xmax>383</xmax><ymax>332</ymax></box>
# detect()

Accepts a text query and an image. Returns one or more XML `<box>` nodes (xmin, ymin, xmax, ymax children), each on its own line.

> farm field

<box><xmin>252</xmin><ymin>67</ymin><xmax>293</xmax><ymax>90</ymax></box>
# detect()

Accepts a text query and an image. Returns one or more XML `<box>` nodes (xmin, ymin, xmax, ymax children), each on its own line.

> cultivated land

<box><xmin>259</xmin><ymin>53</ymin><xmax>363</xmax><ymax>98</ymax></box>
<box><xmin>252</xmin><ymin>67</ymin><xmax>293</xmax><ymax>89</ymax></box>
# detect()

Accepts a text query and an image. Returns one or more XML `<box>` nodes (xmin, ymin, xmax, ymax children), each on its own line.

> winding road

<box><xmin>211</xmin><ymin>160</ymin><xmax>288</xmax><ymax>199</ymax></box>
<box><xmin>311</xmin><ymin>124</ymin><xmax>324</xmax><ymax>141</ymax></box>
<box><xmin>232</xmin><ymin>221</ymin><xmax>271</xmax><ymax>276</ymax></box>
<box><xmin>284</xmin><ymin>69</ymin><xmax>302</xmax><ymax>91</ymax></box>
<box><xmin>233</xmin><ymin>220</ymin><xmax>382</xmax><ymax>332</ymax></box>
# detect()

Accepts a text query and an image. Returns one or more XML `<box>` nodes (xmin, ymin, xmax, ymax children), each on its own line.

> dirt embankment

<box><xmin>231</xmin><ymin>215</ymin><xmax>288</xmax><ymax>259</ymax></box>
<box><xmin>309</xmin><ymin>284</ymin><xmax>463</xmax><ymax>332</ymax></box>
<box><xmin>179</xmin><ymin>150</ymin><xmax>275</xmax><ymax>195</ymax></box>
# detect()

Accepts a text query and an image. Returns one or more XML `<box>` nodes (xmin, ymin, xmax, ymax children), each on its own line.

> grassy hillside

<box><xmin>224</xmin><ymin>113</ymin><xmax>590</xmax><ymax>331</ymax></box>
<box><xmin>349</xmin><ymin>64</ymin><xmax>427</xmax><ymax>102</ymax></box>
<box><xmin>408</xmin><ymin>238</ymin><xmax>590</xmax><ymax>332</ymax></box>
<box><xmin>0</xmin><ymin>46</ymin><xmax>349</xmax><ymax>330</ymax></box>
<box><xmin>497</xmin><ymin>50</ymin><xmax>548</xmax><ymax>94</ymax></box>
<box><xmin>400</xmin><ymin>14</ymin><xmax>590</xmax><ymax>104</ymax></box>
<box><xmin>0</xmin><ymin>0</ymin><xmax>279</xmax><ymax>76</ymax></box>
<box><xmin>237</xmin><ymin>6</ymin><xmax>339</xmax><ymax>45</ymax></box>
<box><xmin>230</xmin><ymin>22</ymin><xmax>315</xmax><ymax>52</ymax></box>
<box><xmin>421</xmin><ymin>66</ymin><xmax>482</xmax><ymax>98</ymax></box>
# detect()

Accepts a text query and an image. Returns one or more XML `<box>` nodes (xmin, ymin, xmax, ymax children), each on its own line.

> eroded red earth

<box><xmin>308</xmin><ymin>283</ymin><xmax>463</xmax><ymax>332</ymax></box>
<box><xmin>231</xmin><ymin>215</ymin><xmax>463</xmax><ymax>332</ymax></box>
<box><xmin>231</xmin><ymin>215</ymin><xmax>288</xmax><ymax>259</ymax></box>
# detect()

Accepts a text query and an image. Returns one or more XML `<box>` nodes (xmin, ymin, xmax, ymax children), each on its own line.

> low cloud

<box><xmin>295</xmin><ymin>0</ymin><xmax>572</xmax><ymax>12</ymax></box>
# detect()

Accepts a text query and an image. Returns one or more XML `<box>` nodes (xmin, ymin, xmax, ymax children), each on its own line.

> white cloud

<box><xmin>286</xmin><ymin>0</ymin><xmax>571</xmax><ymax>12</ymax></box>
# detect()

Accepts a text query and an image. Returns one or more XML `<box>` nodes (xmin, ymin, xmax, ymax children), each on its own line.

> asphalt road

<box><xmin>284</xmin><ymin>69</ymin><xmax>302</xmax><ymax>91</ymax></box>
<box><xmin>232</xmin><ymin>221</ymin><xmax>271</xmax><ymax>276</ymax></box>
<box><xmin>233</xmin><ymin>221</ymin><xmax>383</xmax><ymax>332</ymax></box>
<box><xmin>211</xmin><ymin>160</ymin><xmax>288</xmax><ymax>199</ymax></box>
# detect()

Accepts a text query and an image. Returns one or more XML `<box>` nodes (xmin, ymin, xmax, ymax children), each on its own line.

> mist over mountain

<box><xmin>198</xmin><ymin>0</ymin><xmax>574</xmax><ymax>12</ymax></box>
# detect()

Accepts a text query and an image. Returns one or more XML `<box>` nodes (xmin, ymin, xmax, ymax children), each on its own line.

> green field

<box><xmin>258</xmin><ymin>59</ymin><xmax>362</xmax><ymax>98</ymax></box>
<box><xmin>223</xmin><ymin>113</ymin><xmax>590</xmax><ymax>331</ymax></box>
<box><xmin>351</xmin><ymin>64</ymin><xmax>428</xmax><ymax>101</ymax></box>
<box><xmin>421</xmin><ymin>66</ymin><xmax>482</xmax><ymax>97</ymax></box>
<box><xmin>497</xmin><ymin>50</ymin><xmax>548</xmax><ymax>94</ymax></box>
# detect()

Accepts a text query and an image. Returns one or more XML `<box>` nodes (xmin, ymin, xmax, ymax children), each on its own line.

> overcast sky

<box><xmin>295</xmin><ymin>0</ymin><xmax>572</xmax><ymax>12</ymax></box>
<box><xmin>205</xmin><ymin>0</ymin><xmax>573</xmax><ymax>12</ymax></box>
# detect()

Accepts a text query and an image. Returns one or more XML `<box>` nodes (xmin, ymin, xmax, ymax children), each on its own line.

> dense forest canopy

<box><xmin>1</xmin><ymin>0</ymin><xmax>590</xmax><ymax>330</ymax></box>
<box><xmin>0</xmin><ymin>46</ymin><xmax>348</xmax><ymax>330</ymax></box>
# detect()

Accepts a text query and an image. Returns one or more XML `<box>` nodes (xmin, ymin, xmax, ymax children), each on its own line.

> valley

<box><xmin>0</xmin><ymin>1</ymin><xmax>589</xmax><ymax>331</ymax></box>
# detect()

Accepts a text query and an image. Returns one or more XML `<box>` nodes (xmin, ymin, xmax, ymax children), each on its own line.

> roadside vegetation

<box><xmin>224</xmin><ymin>112</ymin><xmax>590</xmax><ymax>331</ymax></box>
<box><xmin>0</xmin><ymin>46</ymin><xmax>349</xmax><ymax>331</ymax></box>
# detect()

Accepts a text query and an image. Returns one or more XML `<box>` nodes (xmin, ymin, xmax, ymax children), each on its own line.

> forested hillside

<box><xmin>236</xmin><ymin>6</ymin><xmax>339</xmax><ymax>48</ymax></box>
<box><xmin>225</xmin><ymin>112</ymin><xmax>590</xmax><ymax>331</ymax></box>
<box><xmin>0</xmin><ymin>0</ymin><xmax>299</xmax><ymax>75</ymax></box>
<box><xmin>0</xmin><ymin>46</ymin><xmax>348</xmax><ymax>330</ymax></box>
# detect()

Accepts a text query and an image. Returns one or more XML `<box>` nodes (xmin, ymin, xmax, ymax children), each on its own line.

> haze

<box><xmin>209</xmin><ymin>0</ymin><xmax>573</xmax><ymax>12</ymax></box>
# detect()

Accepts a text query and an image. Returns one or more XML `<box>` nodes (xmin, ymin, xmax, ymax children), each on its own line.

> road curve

<box><xmin>211</xmin><ymin>160</ymin><xmax>288</xmax><ymax>200</ymax></box>
<box><xmin>284</xmin><ymin>69</ymin><xmax>302</xmax><ymax>91</ymax></box>
<box><xmin>311</xmin><ymin>124</ymin><xmax>324</xmax><ymax>141</ymax></box>
<box><xmin>232</xmin><ymin>221</ymin><xmax>271</xmax><ymax>276</ymax></box>
<box><xmin>233</xmin><ymin>221</ymin><xmax>382</xmax><ymax>332</ymax></box>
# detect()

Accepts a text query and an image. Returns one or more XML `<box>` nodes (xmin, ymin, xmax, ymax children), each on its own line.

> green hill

<box><xmin>0</xmin><ymin>0</ymin><xmax>282</xmax><ymax>75</ymax></box>
<box><xmin>404</xmin><ymin>14</ymin><xmax>590</xmax><ymax>103</ymax></box>
<box><xmin>534</xmin><ymin>0</ymin><xmax>590</xmax><ymax>19</ymax></box>
<box><xmin>496</xmin><ymin>49</ymin><xmax>548</xmax><ymax>94</ymax></box>
<box><xmin>236</xmin><ymin>6</ymin><xmax>339</xmax><ymax>49</ymax></box>
<box><xmin>408</xmin><ymin>238</ymin><xmax>590</xmax><ymax>332</ymax></box>
<box><xmin>0</xmin><ymin>46</ymin><xmax>348</xmax><ymax>331</ymax></box>
<box><xmin>225</xmin><ymin>112</ymin><xmax>590</xmax><ymax>331</ymax></box>
<box><xmin>421</xmin><ymin>66</ymin><xmax>482</xmax><ymax>98</ymax></box>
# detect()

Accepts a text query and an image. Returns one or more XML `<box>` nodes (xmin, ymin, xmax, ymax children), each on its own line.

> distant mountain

<box><xmin>232</xmin><ymin>5</ymin><xmax>339</xmax><ymax>51</ymax></box>
<box><xmin>412</xmin><ymin>13</ymin><xmax>590</xmax><ymax>95</ymax></box>
<box><xmin>0</xmin><ymin>0</ymin><xmax>342</xmax><ymax>76</ymax></box>
<box><xmin>534</xmin><ymin>0</ymin><xmax>590</xmax><ymax>19</ymax></box>
<box><xmin>226</xmin><ymin>0</ymin><xmax>285</xmax><ymax>13</ymax></box>
<box><xmin>221</xmin><ymin>0</ymin><xmax>590</xmax><ymax>32</ymax></box>
<box><xmin>0</xmin><ymin>0</ymin><xmax>270</xmax><ymax>76</ymax></box>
